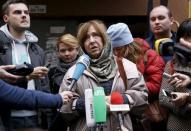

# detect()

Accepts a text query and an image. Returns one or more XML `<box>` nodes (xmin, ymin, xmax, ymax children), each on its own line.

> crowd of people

<box><xmin>0</xmin><ymin>0</ymin><xmax>191</xmax><ymax>131</ymax></box>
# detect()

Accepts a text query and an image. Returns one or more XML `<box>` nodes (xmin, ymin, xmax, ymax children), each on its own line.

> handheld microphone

<box><xmin>110</xmin><ymin>92</ymin><xmax>130</xmax><ymax>112</ymax></box>
<box><xmin>93</xmin><ymin>87</ymin><xmax>107</xmax><ymax>124</ymax></box>
<box><xmin>110</xmin><ymin>92</ymin><xmax>130</xmax><ymax>131</ymax></box>
<box><xmin>68</xmin><ymin>54</ymin><xmax>90</xmax><ymax>91</ymax></box>
<box><xmin>85</xmin><ymin>88</ymin><xmax>95</xmax><ymax>127</ymax></box>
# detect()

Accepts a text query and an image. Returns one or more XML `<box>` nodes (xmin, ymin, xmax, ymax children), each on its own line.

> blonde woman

<box><xmin>48</xmin><ymin>34</ymin><xmax>81</xmax><ymax>130</ymax></box>
<box><xmin>49</xmin><ymin>34</ymin><xmax>81</xmax><ymax>94</ymax></box>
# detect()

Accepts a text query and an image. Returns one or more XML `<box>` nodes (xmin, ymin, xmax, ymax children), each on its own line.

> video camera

<box><xmin>155</xmin><ymin>38</ymin><xmax>174</xmax><ymax>57</ymax></box>
<box><xmin>155</xmin><ymin>38</ymin><xmax>174</xmax><ymax>62</ymax></box>
<box><xmin>7</xmin><ymin>62</ymin><xmax>34</xmax><ymax>76</ymax></box>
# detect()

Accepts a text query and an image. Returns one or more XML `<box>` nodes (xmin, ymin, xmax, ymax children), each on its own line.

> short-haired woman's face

<box><xmin>58</xmin><ymin>43</ymin><xmax>79</xmax><ymax>63</ymax></box>
<box><xmin>84</xmin><ymin>25</ymin><xmax>104</xmax><ymax>59</ymax></box>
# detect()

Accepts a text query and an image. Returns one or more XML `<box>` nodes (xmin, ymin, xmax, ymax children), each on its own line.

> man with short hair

<box><xmin>0</xmin><ymin>0</ymin><xmax>51</xmax><ymax>130</ymax></box>
<box><xmin>146</xmin><ymin>5</ymin><xmax>176</xmax><ymax>62</ymax></box>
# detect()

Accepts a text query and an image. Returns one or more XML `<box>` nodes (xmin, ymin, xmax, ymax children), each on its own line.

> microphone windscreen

<box><xmin>110</xmin><ymin>92</ymin><xmax>124</xmax><ymax>104</ymax></box>
<box><xmin>72</xmin><ymin>54</ymin><xmax>90</xmax><ymax>80</ymax></box>
<box><xmin>93</xmin><ymin>87</ymin><xmax>106</xmax><ymax>123</ymax></box>
<box><xmin>85</xmin><ymin>89</ymin><xmax>95</xmax><ymax>127</ymax></box>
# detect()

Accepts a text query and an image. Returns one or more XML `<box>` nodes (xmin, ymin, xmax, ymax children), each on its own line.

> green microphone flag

<box><xmin>93</xmin><ymin>87</ymin><xmax>107</xmax><ymax>123</ymax></box>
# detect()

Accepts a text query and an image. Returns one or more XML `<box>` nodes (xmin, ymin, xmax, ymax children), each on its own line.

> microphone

<box><xmin>110</xmin><ymin>92</ymin><xmax>130</xmax><ymax>112</ymax></box>
<box><xmin>93</xmin><ymin>87</ymin><xmax>107</xmax><ymax>128</ymax></box>
<box><xmin>68</xmin><ymin>54</ymin><xmax>90</xmax><ymax>91</ymax></box>
<box><xmin>85</xmin><ymin>88</ymin><xmax>95</xmax><ymax>127</ymax></box>
<box><xmin>110</xmin><ymin>92</ymin><xmax>130</xmax><ymax>130</ymax></box>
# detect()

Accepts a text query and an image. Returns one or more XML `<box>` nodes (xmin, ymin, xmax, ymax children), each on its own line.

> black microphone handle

<box><xmin>118</xmin><ymin>112</ymin><xmax>124</xmax><ymax>131</ymax></box>
<box><xmin>68</xmin><ymin>79</ymin><xmax>76</xmax><ymax>91</ymax></box>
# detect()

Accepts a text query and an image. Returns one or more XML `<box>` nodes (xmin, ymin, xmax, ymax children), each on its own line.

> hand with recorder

<box><xmin>163</xmin><ymin>72</ymin><xmax>191</xmax><ymax>89</ymax></box>
<box><xmin>0</xmin><ymin>64</ymin><xmax>74</xmax><ymax>108</ymax></box>
<box><xmin>168</xmin><ymin>73</ymin><xmax>191</xmax><ymax>107</ymax></box>
<box><xmin>6</xmin><ymin>62</ymin><xmax>34</xmax><ymax>76</ymax></box>
<box><xmin>26</xmin><ymin>66</ymin><xmax>49</xmax><ymax>80</ymax></box>
<box><xmin>169</xmin><ymin>73</ymin><xmax>191</xmax><ymax>89</ymax></box>
<box><xmin>0</xmin><ymin>65</ymin><xmax>23</xmax><ymax>83</ymax></box>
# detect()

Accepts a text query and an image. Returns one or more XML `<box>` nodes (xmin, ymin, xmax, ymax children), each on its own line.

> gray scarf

<box><xmin>88</xmin><ymin>41</ymin><xmax>117</xmax><ymax>82</ymax></box>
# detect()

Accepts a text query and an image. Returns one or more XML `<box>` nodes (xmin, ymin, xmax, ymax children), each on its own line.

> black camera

<box><xmin>7</xmin><ymin>62</ymin><xmax>34</xmax><ymax>76</ymax></box>
<box><xmin>155</xmin><ymin>38</ymin><xmax>174</xmax><ymax>56</ymax></box>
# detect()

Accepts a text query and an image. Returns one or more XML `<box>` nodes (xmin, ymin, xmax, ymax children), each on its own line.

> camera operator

<box><xmin>159</xmin><ymin>18</ymin><xmax>191</xmax><ymax>131</ymax></box>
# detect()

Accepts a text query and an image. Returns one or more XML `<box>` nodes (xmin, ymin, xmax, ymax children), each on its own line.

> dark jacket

<box><xmin>0</xmin><ymin>28</ymin><xmax>51</xmax><ymax>128</ymax></box>
<box><xmin>0</xmin><ymin>30</ymin><xmax>49</xmax><ymax>92</ymax></box>
<box><xmin>48</xmin><ymin>58</ymin><xmax>79</xmax><ymax>94</ymax></box>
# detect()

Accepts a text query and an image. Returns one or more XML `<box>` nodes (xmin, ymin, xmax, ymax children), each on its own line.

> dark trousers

<box><xmin>5</xmin><ymin>115</ymin><xmax>40</xmax><ymax>131</ymax></box>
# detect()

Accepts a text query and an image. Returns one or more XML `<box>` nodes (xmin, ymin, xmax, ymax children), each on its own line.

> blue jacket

<box><xmin>0</xmin><ymin>80</ymin><xmax>62</xmax><ymax>109</ymax></box>
<box><xmin>0</xmin><ymin>80</ymin><xmax>62</xmax><ymax>130</ymax></box>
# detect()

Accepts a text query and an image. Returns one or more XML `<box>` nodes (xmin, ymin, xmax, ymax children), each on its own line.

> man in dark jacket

<box><xmin>146</xmin><ymin>5</ymin><xmax>176</xmax><ymax>62</ymax></box>
<box><xmin>0</xmin><ymin>0</ymin><xmax>51</xmax><ymax>130</ymax></box>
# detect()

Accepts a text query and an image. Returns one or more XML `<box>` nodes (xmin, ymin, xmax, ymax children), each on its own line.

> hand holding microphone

<box><xmin>59</xmin><ymin>91</ymin><xmax>73</xmax><ymax>104</ymax></box>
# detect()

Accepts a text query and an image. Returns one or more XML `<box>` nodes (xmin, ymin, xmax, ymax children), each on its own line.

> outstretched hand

<box><xmin>169</xmin><ymin>73</ymin><xmax>191</xmax><ymax>89</ymax></box>
<box><xmin>59</xmin><ymin>91</ymin><xmax>73</xmax><ymax>104</ymax></box>
<box><xmin>27</xmin><ymin>66</ymin><xmax>49</xmax><ymax>80</ymax></box>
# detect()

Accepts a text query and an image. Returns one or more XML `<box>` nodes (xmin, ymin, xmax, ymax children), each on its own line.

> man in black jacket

<box><xmin>146</xmin><ymin>5</ymin><xmax>176</xmax><ymax>62</ymax></box>
<box><xmin>0</xmin><ymin>0</ymin><xmax>51</xmax><ymax>130</ymax></box>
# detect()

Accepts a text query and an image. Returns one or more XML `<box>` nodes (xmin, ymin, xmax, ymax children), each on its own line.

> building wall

<box><xmin>0</xmin><ymin>0</ymin><xmax>188</xmax><ymax>23</ymax></box>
